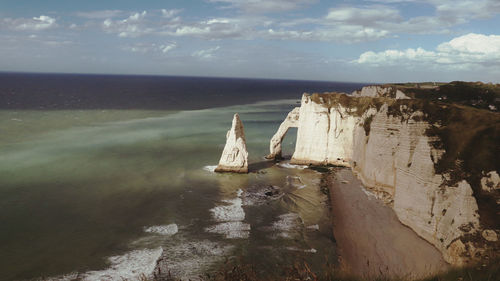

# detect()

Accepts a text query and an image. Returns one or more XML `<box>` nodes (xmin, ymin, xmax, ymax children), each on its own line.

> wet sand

<box><xmin>330</xmin><ymin>168</ymin><xmax>449</xmax><ymax>280</ymax></box>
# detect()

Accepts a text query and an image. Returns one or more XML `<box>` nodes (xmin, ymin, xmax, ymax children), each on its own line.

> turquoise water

<box><xmin>0</xmin><ymin>100</ymin><xmax>335</xmax><ymax>280</ymax></box>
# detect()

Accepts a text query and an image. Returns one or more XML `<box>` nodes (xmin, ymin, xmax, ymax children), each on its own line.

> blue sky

<box><xmin>1</xmin><ymin>0</ymin><xmax>499</xmax><ymax>82</ymax></box>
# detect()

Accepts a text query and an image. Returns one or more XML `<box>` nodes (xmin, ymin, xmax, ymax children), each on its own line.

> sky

<box><xmin>0</xmin><ymin>0</ymin><xmax>499</xmax><ymax>83</ymax></box>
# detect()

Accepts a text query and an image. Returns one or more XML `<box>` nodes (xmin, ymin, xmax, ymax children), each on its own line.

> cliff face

<box><xmin>271</xmin><ymin>89</ymin><xmax>499</xmax><ymax>265</ymax></box>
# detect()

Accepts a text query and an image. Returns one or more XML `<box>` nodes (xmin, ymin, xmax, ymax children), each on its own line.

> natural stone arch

<box><xmin>266</xmin><ymin>107</ymin><xmax>300</xmax><ymax>159</ymax></box>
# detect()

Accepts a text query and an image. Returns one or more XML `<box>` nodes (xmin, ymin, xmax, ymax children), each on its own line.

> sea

<box><xmin>0</xmin><ymin>73</ymin><xmax>366</xmax><ymax>280</ymax></box>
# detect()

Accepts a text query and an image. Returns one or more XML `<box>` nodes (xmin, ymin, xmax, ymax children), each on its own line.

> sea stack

<box><xmin>215</xmin><ymin>113</ymin><xmax>249</xmax><ymax>173</ymax></box>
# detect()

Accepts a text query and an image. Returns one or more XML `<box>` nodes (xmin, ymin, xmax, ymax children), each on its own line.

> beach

<box><xmin>329</xmin><ymin>168</ymin><xmax>449</xmax><ymax>279</ymax></box>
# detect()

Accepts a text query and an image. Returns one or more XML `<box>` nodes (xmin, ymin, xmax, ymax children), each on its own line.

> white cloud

<box><xmin>437</xmin><ymin>33</ymin><xmax>500</xmax><ymax>54</ymax></box>
<box><xmin>161</xmin><ymin>9</ymin><xmax>182</xmax><ymax>18</ymax></box>
<box><xmin>168</xmin><ymin>17</ymin><xmax>256</xmax><ymax>39</ymax></box>
<box><xmin>128</xmin><ymin>11</ymin><xmax>147</xmax><ymax>21</ymax></box>
<box><xmin>121</xmin><ymin>42</ymin><xmax>177</xmax><ymax>55</ymax></box>
<box><xmin>163</xmin><ymin>12</ymin><xmax>391</xmax><ymax>43</ymax></box>
<box><xmin>319</xmin><ymin>4</ymin><xmax>455</xmax><ymax>35</ymax></box>
<box><xmin>2</xmin><ymin>15</ymin><xmax>57</xmax><ymax>31</ymax></box>
<box><xmin>121</xmin><ymin>43</ymin><xmax>153</xmax><ymax>53</ymax></box>
<box><xmin>432</xmin><ymin>0</ymin><xmax>500</xmax><ymax>21</ymax></box>
<box><xmin>367</xmin><ymin>0</ymin><xmax>500</xmax><ymax>24</ymax></box>
<box><xmin>60</xmin><ymin>1</ymin><xmax>500</xmax><ymax>45</ymax></box>
<box><xmin>270</xmin><ymin>4</ymin><xmax>450</xmax><ymax>41</ymax></box>
<box><xmin>326</xmin><ymin>6</ymin><xmax>401</xmax><ymax>24</ymax></box>
<box><xmin>357</xmin><ymin>47</ymin><xmax>436</xmax><ymax>65</ymax></box>
<box><xmin>102</xmin><ymin>11</ymin><xmax>151</xmax><ymax>38</ymax></box>
<box><xmin>355</xmin><ymin>33</ymin><xmax>500</xmax><ymax>70</ymax></box>
<box><xmin>208</xmin><ymin>0</ymin><xmax>315</xmax><ymax>13</ymax></box>
<box><xmin>192</xmin><ymin>46</ymin><xmax>220</xmax><ymax>60</ymax></box>
<box><xmin>160</xmin><ymin>43</ymin><xmax>176</xmax><ymax>53</ymax></box>
<box><xmin>265</xmin><ymin>26</ymin><xmax>390</xmax><ymax>43</ymax></box>
<box><xmin>76</xmin><ymin>10</ymin><xmax>123</xmax><ymax>19</ymax></box>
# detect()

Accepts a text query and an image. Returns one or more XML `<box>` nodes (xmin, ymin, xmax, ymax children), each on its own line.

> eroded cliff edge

<box><xmin>269</xmin><ymin>86</ymin><xmax>500</xmax><ymax>266</ymax></box>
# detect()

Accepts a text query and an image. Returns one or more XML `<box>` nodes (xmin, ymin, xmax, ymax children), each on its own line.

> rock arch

<box><xmin>266</xmin><ymin>107</ymin><xmax>300</xmax><ymax>159</ymax></box>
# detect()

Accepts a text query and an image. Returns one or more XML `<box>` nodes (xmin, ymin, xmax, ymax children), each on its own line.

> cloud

<box><xmin>432</xmin><ymin>0</ymin><xmax>500</xmax><ymax>21</ymax></box>
<box><xmin>2</xmin><ymin>15</ymin><xmax>57</xmax><ymax>31</ymax></box>
<box><xmin>164</xmin><ymin>12</ymin><xmax>391</xmax><ymax>43</ymax></box>
<box><xmin>160</xmin><ymin>43</ymin><xmax>176</xmax><ymax>53</ymax></box>
<box><xmin>192</xmin><ymin>46</ymin><xmax>220</xmax><ymax>60</ymax></box>
<box><xmin>0</xmin><ymin>33</ymin><xmax>74</xmax><ymax>54</ymax></box>
<box><xmin>355</xmin><ymin>33</ymin><xmax>500</xmax><ymax>70</ymax></box>
<box><xmin>128</xmin><ymin>11</ymin><xmax>147</xmax><ymax>21</ymax></box>
<box><xmin>76</xmin><ymin>10</ymin><xmax>123</xmax><ymax>19</ymax></box>
<box><xmin>265</xmin><ymin>26</ymin><xmax>390</xmax><ymax>43</ymax></box>
<box><xmin>319</xmin><ymin>4</ymin><xmax>452</xmax><ymax>35</ymax></box>
<box><xmin>121</xmin><ymin>43</ymin><xmax>154</xmax><ymax>53</ymax></box>
<box><xmin>167</xmin><ymin>17</ymin><xmax>259</xmax><ymax>39</ymax></box>
<box><xmin>102</xmin><ymin>11</ymin><xmax>151</xmax><ymax>37</ymax></box>
<box><xmin>326</xmin><ymin>6</ymin><xmax>401</xmax><ymax>24</ymax></box>
<box><xmin>121</xmin><ymin>42</ymin><xmax>177</xmax><ymax>54</ymax></box>
<box><xmin>366</xmin><ymin>0</ymin><xmax>500</xmax><ymax>24</ymax></box>
<box><xmin>208</xmin><ymin>0</ymin><xmax>315</xmax><ymax>13</ymax></box>
<box><xmin>268</xmin><ymin>4</ymin><xmax>449</xmax><ymax>41</ymax></box>
<box><xmin>161</xmin><ymin>9</ymin><xmax>182</xmax><ymax>18</ymax></box>
<box><xmin>87</xmin><ymin>1</ymin><xmax>498</xmax><ymax>44</ymax></box>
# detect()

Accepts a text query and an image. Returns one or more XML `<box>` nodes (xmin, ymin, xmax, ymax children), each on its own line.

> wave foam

<box><xmin>286</xmin><ymin>247</ymin><xmax>317</xmax><ymax>253</ymax></box>
<box><xmin>79</xmin><ymin>247</ymin><xmax>163</xmax><ymax>281</ymax></box>
<box><xmin>206</xmin><ymin>189</ymin><xmax>250</xmax><ymax>239</ymax></box>
<box><xmin>271</xmin><ymin>213</ymin><xmax>302</xmax><ymax>239</ymax></box>
<box><xmin>278</xmin><ymin>162</ymin><xmax>307</xmax><ymax>169</ymax></box>
<box><xmin>287</xmin><ymin>175</ymin><xmax>306</xmax><ymax>189</ymax></box>
<box><xmin>306</xmin><ymin>224</ymin><xmax>320</xmax><ymax>231</ymax></box>
<box><xmin>205</xmin><ymin>221</ymin><xmax>251</xmax><ymax>239</ymax></box>
<box><xmin>144</xmin><ymin>223</ymin><xmax>178</xmax><ymax>235</ymax></box>
<box><xmin>210</xmin><ymin>197</ymin><xmax>245</xmax><ymax>222</ymax></box>
<box><xmin>155</xmin><ymin>239</ymin><xmax>233</xmax><ymax>280</ymax></box>
<box><xmin>203</xmin><ymin>165</ymin><xmax>217</xmax><ymax>172</ymax></box>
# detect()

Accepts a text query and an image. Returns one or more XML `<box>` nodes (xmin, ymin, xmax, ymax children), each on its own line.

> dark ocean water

<box><xmin>0</xmin><ymin>72</ymin><xmax>366</xmax><ymax>110</ymax></box>
<box><xmin>0</xmin><ymin>73</ymin><xmax>367</xmax><ymax>280</ymax></box>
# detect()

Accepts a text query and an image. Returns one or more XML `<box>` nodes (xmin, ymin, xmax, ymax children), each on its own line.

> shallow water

<box><xmin>0</xmin><ymin>100</ymin><xmax>335</xmax><ymax>280</ymax></box>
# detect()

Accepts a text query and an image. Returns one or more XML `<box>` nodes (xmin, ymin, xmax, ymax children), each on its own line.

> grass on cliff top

<box><xmin>387</xmin><ymin>81</ymin><xmax>500</xmax><ymax>110</ymax></box>
<box><xmin>309</xmin><ymin>92</ymin><xmax>388</xmax><ymax>116</ymax></box>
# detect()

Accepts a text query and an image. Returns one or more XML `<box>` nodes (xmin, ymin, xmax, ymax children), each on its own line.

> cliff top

<box><xmin>385</xmin><ymin>81</ymin><xmax>500</xmax><ymax>111</ymax></box>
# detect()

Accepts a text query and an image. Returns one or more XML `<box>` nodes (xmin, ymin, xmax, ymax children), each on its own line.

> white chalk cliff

<box><xmin>269</xmin><ymin>89</ymin><xmax>499</xmax><ymax>265</ymax></box>
<box><xmin>215</xmin><ymin>113</ymin><xmax>248</xmax><ymax>173</ymax></box>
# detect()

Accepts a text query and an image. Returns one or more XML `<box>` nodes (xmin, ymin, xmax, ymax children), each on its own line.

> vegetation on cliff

<box><xmin>387</xmin><ymin>81</ymin><xmax>500</xmax><ymax>111</ymax></box>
